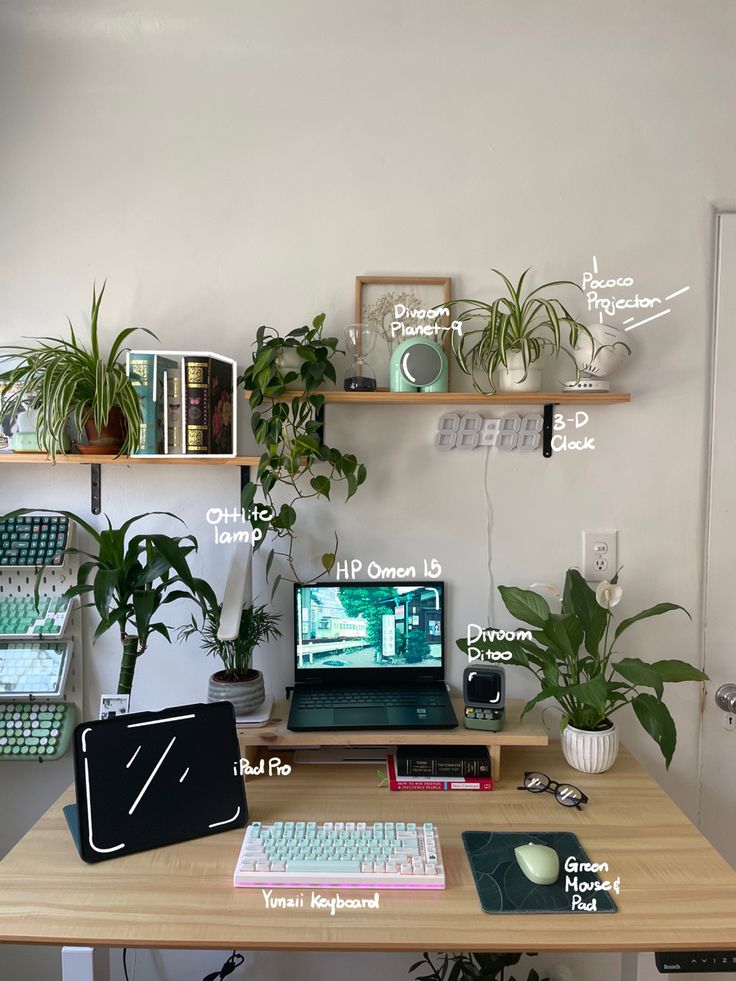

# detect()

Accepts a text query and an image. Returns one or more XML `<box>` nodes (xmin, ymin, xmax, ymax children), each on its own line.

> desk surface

<box><xmin>1</xmin><ymin>743</ymin><xmax>735</xmax><ymax>953</ymax></box>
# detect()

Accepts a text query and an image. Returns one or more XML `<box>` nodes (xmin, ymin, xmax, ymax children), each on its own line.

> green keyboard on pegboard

<box><xmin>0</xmin><ymin>700</ymin><xmax>76</xmax><ymax>759</ymax></box>
<box><xmin>0</xmin><ymin>594</ymin><xmax>72</xmax><ymax>637</ymax></box>
<box><xmin>0</xmin><ymin>636</ymin><xmax>76</xmax><ymax>761</ymax></box>
<box><xmin>0</xmin><ymin>513</ymin><xmax>70</xmax><ymax>567</ymax></box>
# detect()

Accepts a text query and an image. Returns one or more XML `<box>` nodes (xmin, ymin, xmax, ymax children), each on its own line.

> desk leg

<box><xmin>61</xmin><ymin>946</ymin><xmax>110</xmax><ymax>981</ymax></box>
<box><xmin>621</xmin><ymin>952</ymin><xmax>640</xmax><ymax>981</ymax></box>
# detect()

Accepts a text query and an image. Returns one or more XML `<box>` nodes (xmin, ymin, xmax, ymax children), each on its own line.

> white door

<box><xmin>699</xmin><ymin>212</ymin><xmax>736</xmax><ymax>866</ymax></box>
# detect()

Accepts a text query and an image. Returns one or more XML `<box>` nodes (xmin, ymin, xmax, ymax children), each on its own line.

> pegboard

<box><xmin>0</xmin><ymin>517</ymin><xmax>85</xmax><ymax>720</ymax></box>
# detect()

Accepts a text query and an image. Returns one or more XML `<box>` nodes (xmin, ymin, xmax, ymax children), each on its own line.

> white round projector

<box><xmin>567</xmin><ymin>323</ymin><xmax>631</xmax><ymax>391</ymax></box>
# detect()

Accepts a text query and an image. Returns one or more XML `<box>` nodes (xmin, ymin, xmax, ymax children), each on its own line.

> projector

<box><xmin>566</xmin><ymin>323</ymin><xmax>631</xmax><ymax>392</ymax></box>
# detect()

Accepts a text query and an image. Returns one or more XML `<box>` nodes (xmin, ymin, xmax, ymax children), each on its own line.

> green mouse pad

<box><xmin>462</xmin><ymin>831</ymin><xmax>619</xmax><ymax>914</ymax></box>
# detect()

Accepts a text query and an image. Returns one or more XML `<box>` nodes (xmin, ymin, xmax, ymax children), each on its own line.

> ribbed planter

<box><xmin>207</xmin><ymin>669</ymin><xmax>265</xmax><ymax>715</ymax></box>
<box><xmin>494</xmin><ymin>352</ymin><xmax>543</xmax><ymax>393</ymax></box>
<box><xmin>561</xmin><ymin>720</ymin><xmax>619</xmax><ymax>773</ymax></box>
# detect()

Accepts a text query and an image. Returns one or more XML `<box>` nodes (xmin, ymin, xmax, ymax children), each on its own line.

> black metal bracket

<box><xmin>239</xmin><ymin>465</ymin><xmax>251</xmax><ymax>493</ymax></box>
<box><xmin>315</xmin><ymin>402</ymin><xmax>325</xmax><ymax>445</ymax></box>
<box><xmin>90</xmin><ymin>464</ymin><xmax>102</xmax><ymax>515</ymax></box>
<box><xmin>542</xmin><ymin>403</ymin><xmax>556</xmax><ymax>458</ymax></box>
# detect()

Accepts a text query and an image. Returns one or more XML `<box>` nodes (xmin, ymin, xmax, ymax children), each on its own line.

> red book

<box><xmin>386</xmin><ymin>754</ymin><xmax>493</xmax><ymax>792</ymax></box>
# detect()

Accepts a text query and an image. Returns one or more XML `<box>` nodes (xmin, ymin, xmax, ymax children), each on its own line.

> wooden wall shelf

<box><xmin>237</xmin><ymin>698</ymin><xmax>548</xmax><ymax>780</ymax></box>
<box><xmin>245</xmin><ymin>390</ymin><xmax>631</xmax><ymax>405</ymax></box>
<box><xmin>0</xmin><ymin>453</ymin><xmax>259</xmax><ymax>466</ymax></box>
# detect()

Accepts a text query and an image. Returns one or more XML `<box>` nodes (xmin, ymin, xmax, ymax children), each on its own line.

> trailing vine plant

<box><xmin>239</xmin><ymin>314</ymin><xmax>367</xmax><ymax>593</ymax></box>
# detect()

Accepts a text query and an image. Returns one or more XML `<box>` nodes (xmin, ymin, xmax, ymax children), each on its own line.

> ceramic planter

<box><xmin>561</xmin><ymin>720</ymin><xmax>619</xmax><ymax>773</ymax></box>
<box><xmin>276</xmin><ymin>349</ymin><xmax>303</xmax><ymax>390</ymax></box>
<box><xmin>207</xmin><ymin>669</ymin><xmax>266</xmax><ymax>715</ymax></box>
<box><xmin>494</xmin><ymin>352</ymin><xmax>543</xmax><ymax>393</ymax></box>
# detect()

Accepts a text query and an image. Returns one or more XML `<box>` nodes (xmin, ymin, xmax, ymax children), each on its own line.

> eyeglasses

<box><xmin>517</xmin><ymin>771</ymin><xmax>589</xmax><ymax>810</ymax></box>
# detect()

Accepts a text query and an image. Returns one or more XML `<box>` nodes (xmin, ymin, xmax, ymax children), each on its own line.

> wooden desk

<box><xmin>1</xmin><ymin>743</ymin><xmax>735</xmax><ymax>961</ymax></box>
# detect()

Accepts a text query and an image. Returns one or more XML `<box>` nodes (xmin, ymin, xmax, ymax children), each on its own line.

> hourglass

<box><xmin>343</xmin><ymin>323</ymin><xmax>377</xmax><ymax>392</ymax></box>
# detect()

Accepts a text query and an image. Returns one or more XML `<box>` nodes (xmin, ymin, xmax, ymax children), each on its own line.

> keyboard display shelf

<box><xmin>237</xmin><ymin>698</ymin><xmax>547</xmax><ymax>780</ymax></box>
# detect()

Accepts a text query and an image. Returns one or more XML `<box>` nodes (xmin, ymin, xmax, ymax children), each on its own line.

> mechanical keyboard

<box><xmin>0</xmin><ymin>595</ymin><xmax>73</xmax><ymax>637</ymax></box>
<box><xmin>234</xmin><ymin>820</ymin><xmax>445</xmax><ymax>888</ymax></box>
<box><xmin>0</xmin><ymin>514</ymin><xmax>70</xmax><ymax>567</ymax></box>
<box><xmin>0</xmin><ymin>700</ymin><xmax>76</xmax><ymax>758</ymax></box>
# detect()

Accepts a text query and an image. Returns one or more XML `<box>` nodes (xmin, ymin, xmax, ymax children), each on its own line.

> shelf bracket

<box><xmin>542</xmin><ymin>403</ymin><xmax>556</xmax><ymax>458</ymax></box>
<box><xmin>90</xmin><ymin>464</ymin><xmax>102</xmax><ymax>515</ymax></box>
<box><xmin>316</xmin><ymin>401</ymin><xmax>325</xmax><ymax>445</ymax></box>
<box><xmin>239</xmin><ymin>465</ymin><xmax>252</xmax><ymax>494</ymax></box>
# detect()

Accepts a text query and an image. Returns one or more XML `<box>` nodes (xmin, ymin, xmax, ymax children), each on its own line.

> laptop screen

<box><xmin>294</xmin><ymin>581</ymin><xmax>444</xmax><ymax>679</ymax></box>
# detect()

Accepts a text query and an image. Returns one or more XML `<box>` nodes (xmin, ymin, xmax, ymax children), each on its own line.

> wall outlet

<box><xmin>583</xmin><ymin>530</ymin><xmax>618</xmax><ymax>582</ymax></box>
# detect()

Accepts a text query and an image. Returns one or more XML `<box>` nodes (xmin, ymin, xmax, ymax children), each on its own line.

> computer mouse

<box><xmin>514</xmin><ymin>842</ymin><xmax>560</xmax><ymax>885</ymax></box>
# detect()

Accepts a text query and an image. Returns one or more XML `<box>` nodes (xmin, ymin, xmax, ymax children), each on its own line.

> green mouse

<box><xmin>514</xmin><ymin>842</ymin><xmax>560</xmax><ymax>885</ymax></box>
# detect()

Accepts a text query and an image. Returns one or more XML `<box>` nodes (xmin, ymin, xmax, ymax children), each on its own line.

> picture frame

<box><xmin>355</xmin><ymin>276</ymin><xmax>453</xmax><ymax>388</ymax></box>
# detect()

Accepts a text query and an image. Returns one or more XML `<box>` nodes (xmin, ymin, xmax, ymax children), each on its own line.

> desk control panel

<box><xmin>656</xmin><ymin>952</ymin><xmax>736</xmax><ymax>973</ymax></box>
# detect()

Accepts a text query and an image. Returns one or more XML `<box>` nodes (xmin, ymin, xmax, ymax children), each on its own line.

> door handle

<box><xmin>715</xmin><ymin>684</ymin><xmax>736</xmax><ymax>713</ymax></box>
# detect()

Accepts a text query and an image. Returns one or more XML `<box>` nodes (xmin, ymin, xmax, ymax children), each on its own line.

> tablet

<box><xmin>72</xmin><ymin>701</ymin><xmax>247</xmax><ymax>863</ymax></box>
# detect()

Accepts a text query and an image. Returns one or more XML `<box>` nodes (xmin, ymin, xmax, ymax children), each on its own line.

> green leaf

<box><xmin>270</xmin><ymin>574</ymin><xmax>282</xmax><ymax>600</ymax></box>
<box><xmin>538</xmin><ymin>614</ymin><xmax>583</xmax><ymax>659</ymax></box>
<box><xmin>498</xmin><ymin>585</ymin><xmax>550</xmax><ymax>627</ymax></box>
<box><xmin>321</xmin><ymin>552</ymin><xmax>335</xmax><ymax>572</ymax></box>
<box><xmin>613</xmin><ymin>602</ymin><xmax>691</xmax><ymax>642</ymax></box>
<box><xmin>613</xmin><ymin>657</ymin><xmax>664</xmax><ymax>698</ymax></box>
<box><xmin>310</xmin><ymin>475</ymin><xmax>331</xmax><ymax>499</ymax></box>
<box><xmin>649</xmin><ymin>658</ymin><xmax>708</xmax><ymax>682</ymax></box>
<box><xmin>632</xmin><ymin>692</ymin><xmax>677</xmax><ymax>767</ymax></box>
<box><xmin>563</xmin><ymin>567</ymin><xmax>607</xmax><ymax>656</ymax></box>
<box><xmin>565</xmin><ymin>672</ymin><xmax>609</xmax><ymax>719</ymax></box>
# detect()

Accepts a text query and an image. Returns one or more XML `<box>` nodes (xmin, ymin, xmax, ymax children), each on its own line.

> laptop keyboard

<box><xmin>297</xmin><ymin>689</ymin><xmax>448</xmax><ymax>709</ymax></box>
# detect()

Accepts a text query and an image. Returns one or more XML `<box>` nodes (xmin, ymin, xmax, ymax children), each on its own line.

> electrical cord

<box><xmin>484</xmin><ymin>445</ymin><xmax>496</xmax><ymax>627</ymax></box>
<box><xmin>204</xmin><ymin>950</ymin><xmax>245</xmax><ymax>980</ymax></box>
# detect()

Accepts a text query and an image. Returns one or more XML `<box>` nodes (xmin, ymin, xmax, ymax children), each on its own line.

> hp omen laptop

<box><xmin>287</xmin><ymin>581</ymin><xmax>458</xmax><ymax>731</ymax></box>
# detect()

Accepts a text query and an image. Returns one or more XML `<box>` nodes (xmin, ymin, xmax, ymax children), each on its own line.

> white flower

<box><xmin>530</xmin><ymin>582</ymin><xmax>562</xmax><ymax>601</ymax></box>
<box><xmin>596</xmin><ymin>580</ymin><xmax>623</xmax><ymax>610</ymax></box>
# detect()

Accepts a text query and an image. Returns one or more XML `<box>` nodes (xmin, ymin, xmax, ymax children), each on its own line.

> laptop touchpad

<box><xmin>334</xmin><ymin>708</ymin><xmax>388</xmax><ymax>726</ymax></box>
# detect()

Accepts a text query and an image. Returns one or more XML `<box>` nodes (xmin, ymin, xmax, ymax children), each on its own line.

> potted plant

<box><xmin>0</xmin><ymin>282</ymin><xmax>153</xmax><ymax>458</ymax></box>
<box><xmin>240</xmin><ymin>314</ymin><xmax>367</xmax><ymax>591</ymax></box>
<box><xmin>447</xmin><ymin>269</ymin><xmax>592</xmax><ymax>394</ymax></box>
<box><xmin>10</xmin><ymin>507</ymin><xmax>215</xmax><ymax>697</ymax></box>
<box><xmin>179</xmin><ymin>600</ymin><xmax>282</xmax><ymax>714</ymax></box>
<box><xmin>409</xmin><ymin>952</ymin><xmax>547</xmax><ymax>981</ymax></box>
<box><xmin>456</xmin><ymin>568</ymin><xmax>707</xmax><ymax>772</ymax></box>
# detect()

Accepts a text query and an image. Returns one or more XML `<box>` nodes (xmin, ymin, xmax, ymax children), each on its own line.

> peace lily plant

<box><xmin>457</xmin><ymin>568</ymin><xmax>707</xmax><ymax>773</ymax></box>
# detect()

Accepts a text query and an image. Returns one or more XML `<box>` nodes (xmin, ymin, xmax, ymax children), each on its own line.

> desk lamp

<box><xmin>217</xmin><ymin>543</ymin><xmax>253</xmax><ymax>641</ymax></box>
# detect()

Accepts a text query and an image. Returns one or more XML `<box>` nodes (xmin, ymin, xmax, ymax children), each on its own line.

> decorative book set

<box><xmin>125</xmin><ymin>351</ymin><xmax>236</xmax><ymax>456</ymax></box>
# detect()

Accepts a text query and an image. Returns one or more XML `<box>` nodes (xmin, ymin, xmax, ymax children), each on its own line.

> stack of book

<box><xmin>386</xmin><ymin>745</ymin><xmax>493</xmax><ymax>792</ymax></box>
<box><xmin>126</xmin><ymin>351</ymin><xmax>236</xmax><ymax>457</ymax></box>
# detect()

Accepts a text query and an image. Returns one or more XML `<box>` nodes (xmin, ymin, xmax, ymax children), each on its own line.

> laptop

<box><xmin>287</xmin><ymin>581</ymin><xmax>458</xmax><ymax>731</ymax></box>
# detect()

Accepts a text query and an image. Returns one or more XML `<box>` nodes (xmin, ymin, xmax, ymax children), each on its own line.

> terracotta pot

<box><xmin>561</xmin><ymin>720</ymin><xmax>619</xmax><ymax>773</ymax></box>
<box><xmin>80</xmin><ymin>406</ymin><xmax>126</xmax><ymax>455</ymax></box>
<box><xmin>207</xmin><ymin>669</ymin><xmax>266</xmax><ymax>715</ymax></box>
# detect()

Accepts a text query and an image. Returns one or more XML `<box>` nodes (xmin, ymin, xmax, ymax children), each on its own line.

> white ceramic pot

<box><xmin>277</xmin><ymin>349</ymin><xmax>303</xmax><ymax>389</ymax></box>
<box><xmin>494</xmin><ymin>352</ymin><xmax>543</xmax><ymax>392</ymax></box>
<box><xmin>561</xmin><ymin>720</ymin><xmax>620</xmax><ymax>773</ymax></box>
<box><xmin>207</xmin><ymin>669</ymin><xmax>265</xmax><ymax>715</ymax></box>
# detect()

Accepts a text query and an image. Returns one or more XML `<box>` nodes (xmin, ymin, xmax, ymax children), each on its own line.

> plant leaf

<box><xmin>498</xmin><ymin>585</ymin><xmax>550</xmax><ymax>627</ymax></box>
<box><xmin>632</xmin><ymin>692</ymin><xmax>677</xmax><ymax>767</ymax></box>
<box><xmin>613</xmin><ymin>603</ymin><xmax>691</xmax><ymax>642</ymax></box>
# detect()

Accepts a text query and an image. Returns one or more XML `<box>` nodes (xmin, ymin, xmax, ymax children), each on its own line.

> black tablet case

<box><xmin>69</xmin><ymin>701</ymin><xmax>247</xmax><ymax>863</ymax></box>
<box><xmin>462</xmin><ymin>831</ymin><xmax>618</xmax><ymax>914</ymax></box>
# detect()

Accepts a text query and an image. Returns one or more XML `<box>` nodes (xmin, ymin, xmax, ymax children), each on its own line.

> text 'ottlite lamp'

<box><xmin>565</xmin><ymin>323</ymin><xmax>631</xmax><ymax>393</ymax></box>
<box><xmin>218</xmin><ymin>543</ymin><xmax>253</xmax><ymax>641</ymax></box>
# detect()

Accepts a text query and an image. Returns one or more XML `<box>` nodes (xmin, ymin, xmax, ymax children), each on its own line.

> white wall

<box><xmin>1</xmin><ymin>1</ymin><xmax>734</xmax><ymax>978</ymax></box>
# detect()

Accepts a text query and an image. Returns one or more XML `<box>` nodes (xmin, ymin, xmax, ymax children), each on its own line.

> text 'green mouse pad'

<box><xmin>462</xmin><ymin>831</ymin><xmax>618</xmax><ymax>914</ymax></box>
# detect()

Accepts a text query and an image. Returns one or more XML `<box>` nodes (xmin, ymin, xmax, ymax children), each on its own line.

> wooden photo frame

<box><xmin>354</xmin><ymin>276</ymin><xmax>453</xmax><ymax>388</ymax></box>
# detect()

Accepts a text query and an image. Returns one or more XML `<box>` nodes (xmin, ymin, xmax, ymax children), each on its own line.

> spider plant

<box><xmin>448</xmin><ymin>269</ymin><xmax>593</xmax><ymax>394</ymax></box>
<box><xmin>0</xmin><ymin>282</ymin><xmax>154</xmax><ymax>458</ymax></box>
